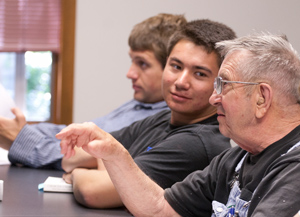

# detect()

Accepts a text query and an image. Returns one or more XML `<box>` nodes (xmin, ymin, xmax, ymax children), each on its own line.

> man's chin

<box><xmin>219</xmin><ymin>125</ymin><xmax>229</xmax><ymax>138</ymax></box>
<box><xmin>133</xmin><ymin>94</ymin><xmax>145</xmax><ymax>103</ymax></box>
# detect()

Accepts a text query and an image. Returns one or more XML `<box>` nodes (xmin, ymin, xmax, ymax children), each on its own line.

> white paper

<box><xmin>0</xmin><ymin>180</ymin><xmax>3</xmax><ymax>201</ymax></box>
<box><xmin>43</xmin><ymin>176</ymin><xmax>73</xmax><ymax>193</ymax></box>
<box><xmin>0</xmin><ymin>148</ymin><xmax>9</xmax><ymax>165</ymax></box>
<box><xmin>0</xmin><ymin>83</ymin><xmax>15</xmax><ymax>119</ymax></box>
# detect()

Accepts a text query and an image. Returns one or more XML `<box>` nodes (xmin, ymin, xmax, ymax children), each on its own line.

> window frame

<box><xmin>50</xmin><ymin>0</ymin><xmax>76</xmax><ymax>125</ymax></box>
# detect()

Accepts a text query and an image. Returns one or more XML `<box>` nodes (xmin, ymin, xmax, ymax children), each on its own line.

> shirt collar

<box><xmin>134</xmin><ymin>100</ymin><xmax>168</xmax><ymax>110</ymax></box>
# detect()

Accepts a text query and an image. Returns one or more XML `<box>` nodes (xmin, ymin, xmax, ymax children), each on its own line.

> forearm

<box><xmin>103</xmin><ymin>148</ymin><xmax>177</xmax><ymax>217</ymax></box>
<box><xmin>71</xmin><ymin>168</ymin><xmax>123</xmax><ymax>208</ymax></box>
<box><xmin>0</xmin><ymin>107</ymin><xmax>26</xmax><ymax>150</ymax></box>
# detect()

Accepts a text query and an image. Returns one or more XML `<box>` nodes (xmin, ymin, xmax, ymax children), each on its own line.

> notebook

<box><xmin>39</xmin><ymin>177</ymin><xmax>73</xmax><ymax>193</ymax></box>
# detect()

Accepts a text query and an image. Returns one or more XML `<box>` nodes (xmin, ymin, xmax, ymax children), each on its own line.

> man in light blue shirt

<box><xmin>0</xmin><ymin>13</ymin><xmax>187</xmax><ymax>170</ymax></box>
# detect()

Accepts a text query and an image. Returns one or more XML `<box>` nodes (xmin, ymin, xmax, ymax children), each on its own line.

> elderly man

<box><xmin>57</xmin><ymin>33</ymin><xmax>300</xmax><ymax>216</ymax></box>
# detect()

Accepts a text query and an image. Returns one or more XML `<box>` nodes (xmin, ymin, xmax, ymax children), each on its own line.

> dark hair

<box><xmin>128</xmin><ymin>13</ymin><xmax>187</xmax><ymax>68</ymax></box>
<box><xmin>167</xmin><ymin>19</ymin><xmax>236</xmax><ymax>66</ymax></box>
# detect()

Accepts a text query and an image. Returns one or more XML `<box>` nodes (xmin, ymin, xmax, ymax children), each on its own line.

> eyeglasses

<box><xmin>214</xmin><ymin>76</ymin><xmax>260</xmax><ymax>94</ymax></box>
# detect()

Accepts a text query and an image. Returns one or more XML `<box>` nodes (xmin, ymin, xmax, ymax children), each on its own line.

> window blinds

<box><xmin>0</xmin><ymin>0</ymin><xmax>61</xmax><ymax>52</ymax></box>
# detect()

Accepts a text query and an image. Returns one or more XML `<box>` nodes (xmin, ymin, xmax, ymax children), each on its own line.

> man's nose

<box><xmin>209</xmin><ymin>89</ymin><xmax>221</xmax><ymax>106</ymax></box>
<box><xmin>174</xmin><ymin>71</ymin><xmax>190</xmax><ymax>90</ymax></box>
<box><xmin>126</xmin><ymin>64</ymin><xmax>139</xmax><ymax>80</ymax></box>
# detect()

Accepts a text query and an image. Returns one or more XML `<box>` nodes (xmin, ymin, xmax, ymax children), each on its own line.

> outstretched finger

<box><xmin>56</xmin><ymin>123</ymin><xmax>88</xmax><ymax>140</ymax></box>
<box><xmin>56</xmin><ymin>128</ymin><xmax>72</xmax><ymax>140</ymax></box>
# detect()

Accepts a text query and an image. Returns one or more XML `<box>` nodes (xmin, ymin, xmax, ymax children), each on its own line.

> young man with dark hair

<box><xmin>58</xmin><ymin>19</ymin><xmax>236</xmax><ymax>209</ymax></box>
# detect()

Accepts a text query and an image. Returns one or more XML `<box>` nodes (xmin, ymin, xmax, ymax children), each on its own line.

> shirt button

<box><xmin>134</xmin><ymin>105</ymin><xmax>142</xmax><ymax>110</ymax></box>
<box><xmin>216</xmin><ymin>207</ymin><xmax>223</xmax><ymax>212</ymax></box>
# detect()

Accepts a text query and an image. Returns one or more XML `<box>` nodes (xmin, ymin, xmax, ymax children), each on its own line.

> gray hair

<box><xmin>216</xmin><ymin>33</ymin><xmax>300</xmax><ymax>104</ymax></box>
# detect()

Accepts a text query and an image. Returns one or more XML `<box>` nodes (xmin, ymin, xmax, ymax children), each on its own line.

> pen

<box><xmin>228</xmin><ymin>206</ymin><xmax>235</xmax><ymax>217</ymax></box>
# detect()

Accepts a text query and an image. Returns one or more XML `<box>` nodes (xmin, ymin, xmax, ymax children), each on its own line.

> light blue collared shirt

<box><xmin>8</xmin><ymin>99</ymin><xmax>169</xmax><ymax>170</ymax></box>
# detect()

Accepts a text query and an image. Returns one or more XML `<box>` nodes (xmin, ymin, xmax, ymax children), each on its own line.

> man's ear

<box><xmin>255</xmin><ymin>83</ymin><xmax>272</xmax><ymax>119</ymax></box>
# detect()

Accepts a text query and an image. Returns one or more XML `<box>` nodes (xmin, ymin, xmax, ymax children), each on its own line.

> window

<box><xmin>0</xmin><ymin>0</ymin><xmax>75</xmax><ymax>124</ymax></box>
<box><xmin>0</xmin><ymin>51</ymin><xmax>53</xmax><ymax>121</ymax></box>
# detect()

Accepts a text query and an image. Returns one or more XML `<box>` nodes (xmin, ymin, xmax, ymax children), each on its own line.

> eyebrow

<box><xmin>218</xmin><ymin>71</ymin><xmax>230</xmax><ymax>80</ymax></box>
<box><xmin>169</xmin><ymin>57</ymin><xmax>213</xmax><ymax>74</ymax></box>
<box><xmin>130</xmin><ymin>55</ymin><xmax>147</xmax><ymax>63</ymax></box>
<box><xmin>129</xmin><ymin>51</ymin><xmax>146</xmax><ymax>61</ymax></box>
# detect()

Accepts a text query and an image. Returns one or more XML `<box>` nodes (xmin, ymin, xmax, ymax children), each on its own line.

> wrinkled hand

<box><xmin>0</xmin><ymin>107</ymin><xmax>26</xmax><ymax>150</ymax></box>
<box><xmin>56</xmin><ymin>122</ymin><xmax>121</xmax><ymax>161</ymax></box>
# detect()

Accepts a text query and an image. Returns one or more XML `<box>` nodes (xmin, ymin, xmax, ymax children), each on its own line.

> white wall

<box><xmin>73</xmin><ymin>0</ymin><xmax>300</xmax><ymax>122</ymax></box>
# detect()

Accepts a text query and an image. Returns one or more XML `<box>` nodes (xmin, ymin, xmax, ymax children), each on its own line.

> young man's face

<box><xmin>162</xmin><ymin>39</ymin><xmax>220</xmax><ymax>124</ymax></box>
<box><xmin>127</xmin><ymin>49</ymin><xmax>164</xmax><ymax>103</ymax></box>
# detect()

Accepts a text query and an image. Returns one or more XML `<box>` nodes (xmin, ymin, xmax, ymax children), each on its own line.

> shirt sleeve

<box><xmin>8</xmin><ymin>123</ymin><xmax>66</xmax><ymax>170</ymax></box>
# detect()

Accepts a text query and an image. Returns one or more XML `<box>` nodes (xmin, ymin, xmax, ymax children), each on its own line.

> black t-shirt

<box><xmin>165</xmin><ymin>125</ymin><xmax>300</xmax><ymax>217</ymax></box>
<box><xmin>111</xmin><ymin>110</ymin><xmax>231</xmax><ymax>189</ymax></box>
<box><xmin>239</xmin><ymin>127</ymin><xmax>299</xmax><ymax>201</ymax></box>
